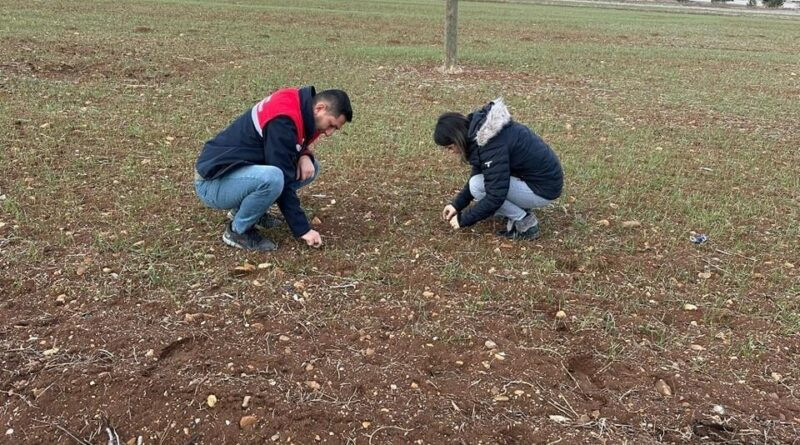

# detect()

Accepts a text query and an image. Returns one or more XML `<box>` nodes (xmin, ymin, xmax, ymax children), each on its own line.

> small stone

<box><xmin>555</xmin><ymin>310</ymin><xmax>567</xmax><ymax>320</ymax></box>
<box><xmin>597</xmin><ymin>219</ymin><xmax>610</xmax><ymax>226</ymax></box>
<box><xmin>279</xmin><ymin>335</ymin><xmax>290</xmax><ymax>342</ymax></box>
<box><xmin>102</xmin><ymin>267</ymin><xmax>112</xmax><ymax>273</ymax></box>
<box><xmin>494</xmin><ymin>353</ymin><xmax>506</xmax><ymax>361</ymax></box>
<box><xmin>513</xmin><ymin>390</ymin><xmax>525</xmax><ymax>396</ymax></box>
<box><xmin>251</xmin><ymin>323</ymin><xmax>265</xmax><ymax>331</ymax></box>
<box><xmin>239</xmin><ymin>415</ymin><xmax>257</xmax><ymax>429</ymax></box>
<box><xmin>305</xmin><ymin>363</ymin><xmax>314</xmax><ymax>371</ymax></box>
<box><xmin>144</xmin><ymin>349</ymin><xmax>154</xmax><ymax>357</ymax></box>
<box><xmin>622</xmin><ymin>220</ymin><xmax>641</xmax><ymax>228</ymax></box>
<box><xmin>785</xmin><ymin>262</ymin><xmax>795</xmax><ymax>269</ymax></box>
<box><xmin>549</xmin><ymin>415</ymin><xmax>570</xmax><ymax>423</ymax></box>
<box><xmin>6</xmin><ymin>429</ymin><xmax>13</xmax><ymax>436</ymax></box>
<box><xmin>410</xmin><ymin>382</ymin><xmax>419</xmax><ymax>389</ymax></box>
<box><xmin>76</xmin><ymin>266</ymin><xmax>86</xmax><ymax>276</ymax></box>
<box><xmin>361</xmin><ymin>421</ymin><xmax>371</xmax><ymax>429</ymax></box>
<box><xmin>698</xmin><ymin>271</ymin><xmax>712</xmax><ymax>279</ymax></box>
<box><xmin>42</xmin><ymin>347</ymin><xmax>59</xmax><ymax>356</ymax></box>
<box><xmin>578</xmin><ymin>414</ymin><xmax>591</xmax><ymax>424</ymax></box>
<box><xmin>769</xmin><ymin>392</ymin><xmax>779</xmax><ymax>400</ymax></box>
<box><xmin>206</xmin><ymin>394</ymin><xmax>218</xmax><ymax>408</ymax></box>
<box><xmin>655</xmin><ymin>379</ymin><xmax>672</xmax><ymax>397</ymax></box>
<box><xmin>690</xmin><ymin>344</ymin><xmax>705</xmax><ymax>351</ymax></box>
<box><xmin>683</xmin><ymin>303</ymin><xmax>698</xmax><ymax>311</ymax></box>
<box><xmin>305</xmin><ymin>380</ymin><xmax>321</xmax><ymax>390</ymax></box>
<box><xmin>493</xmin><ymin>395</ymin><xmax>509</xmax><ymax>402</ymax></box>
<box><xmin>771</xmin><ymin>372</ymin><xmax>782</xmax><ymax>382</ymax></box>
<box><xmin>364</xmin><ymin>348</ymin><xmax>375</xmax><ymax>356</ymax></box>
<box><xmin>55</xmin><ymin>294</ymin><xmax>67</xmax><ymax>305</ymax></box>
<box><xmin>484</xmin><ymin>340</ymin><xmax>497</xmax><ymax>349</ymax></box>
<box><xmin>184</xmin><ymin>313</ymin><xmax>201</xmax><ymax>323</ymax></box>
<box><xmin>242</xmin><ymin>395</ymin><xmax>251</xmax><ymax>408</ymax></box>
<box><xmin>233</xmin><ymin>263</ymin><xmax>257</xmax><ymax>275</ymax></box>
<box><xmin>712</xmin><ymin>405</ymin><xmax>725</xmax><ymax>415</ymax></box>
<box><xmin>422</xmin><ymin>291</ymin><xmax>434</xmax><ymax>298</ymax></box>
<box><xmin>311</xmin><ymin>217</ymin><xmax>322</xmax><ymax>225</ymax></box>
<box><xmin>257</xmin><ymin>262</ymin><xmax>271</xmax><ymax>269</ymax></box>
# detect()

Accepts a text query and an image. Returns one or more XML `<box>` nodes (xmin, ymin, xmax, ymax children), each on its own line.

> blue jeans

<box><xmin>195</xmin><ymin>160</ymin><xmax>320</xmax><ymax>234</ymax></box>
<box><xmin>469</xmin><ymin>174</ymin><xmax>552</xmax><ymax>223</ymax></box>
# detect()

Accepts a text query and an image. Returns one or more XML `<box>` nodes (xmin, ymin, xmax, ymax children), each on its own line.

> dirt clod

<box><xmin>239</xmin><ymin>415</ymin><xmax>257</xmax><ymax>429</ymax></box>
<box><xmin>655</xmin><ymin>379</ymin><xmax>672</xmax><ymax>397</ymax></box>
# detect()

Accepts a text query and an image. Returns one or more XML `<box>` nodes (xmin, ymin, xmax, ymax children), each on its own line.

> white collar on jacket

<box><xmin>476</xmin><ymin>98</ymin><xmax>511</xmax><ymax>147</ymax></box>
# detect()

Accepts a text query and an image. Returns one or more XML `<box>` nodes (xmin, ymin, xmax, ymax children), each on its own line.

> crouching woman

<box><xmin>434</xmin><ymin>99</ymin><xmax>563</xmax><ymax>239</ymax></box>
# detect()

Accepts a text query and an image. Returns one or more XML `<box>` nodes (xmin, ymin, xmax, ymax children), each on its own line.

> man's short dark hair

<box><xmin>313</xmin><ymin>89</ymin><xmax>353</xmax><ymax>122</ymax></box>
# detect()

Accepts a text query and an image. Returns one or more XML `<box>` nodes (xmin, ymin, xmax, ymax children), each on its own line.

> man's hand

<box><xmin>442</xmin><ymin>204</ymin><xmax>457</xmax><ymax>221</ymax></box>
<box><xmin>448</xmin><ymin>215</ymin><xmax>460</xmax><ymax>230</ymax></box>
<box><xmin>296</xmin><ymin>155</ymin><xmax>315</xmax><ymax>181</ymax></box>
<box><xmin>300</xmin><ymin>229</ymin><xmax>323</xmax><ymax>248</ymax></box>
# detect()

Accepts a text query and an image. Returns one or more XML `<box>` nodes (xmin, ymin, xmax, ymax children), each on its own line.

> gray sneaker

<box><xmin>227</xmin><ymin>210</ymin><xmax>284</xmax><ymax>230</ymax></box>
<box><xmin>501</xmin><ymin>224</ymin><xmax>539</xmax><ymax>240</ymax></box>
<box><xmin>222</xmin><ymin>222</ymin><xmax>277</xmax><ymax>251</ymax></box>
<box><xmin>497</xmin><ymin>213</ymin><xmax>541</xmax><ymax>240</ymax></box>
<box><xmin>514</xmin><ymin>212</ymin><xmax>539</xmax><ymax>233</ymax></box>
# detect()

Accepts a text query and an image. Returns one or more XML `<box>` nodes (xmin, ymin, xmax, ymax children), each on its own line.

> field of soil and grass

<box><xmin>1</xmin><ymin>0</ymin><xmax>799</xmax><ymax>443</ymax></box>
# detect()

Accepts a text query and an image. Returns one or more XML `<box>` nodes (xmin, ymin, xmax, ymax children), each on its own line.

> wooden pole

<box><xmin>444</xmin><ymin>0</ymin><xmax>459</xmax><ymax>73</ymax></box>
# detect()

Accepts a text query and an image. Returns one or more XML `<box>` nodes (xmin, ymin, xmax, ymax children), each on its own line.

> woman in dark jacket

<box><xmin>434</xmin><ymin>99</ymin><xmax>563</xmax><ymax>239</ymax></box>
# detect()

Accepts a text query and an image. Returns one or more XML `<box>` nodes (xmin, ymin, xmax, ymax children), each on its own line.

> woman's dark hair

<box><xmin>433</xmin><ymin>112</ymin><xmax>470</xmax><ymax>162</ymax></box>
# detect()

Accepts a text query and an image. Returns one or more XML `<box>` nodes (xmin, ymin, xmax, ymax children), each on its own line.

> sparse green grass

<box><xmin>1</xmin><ymin>0</ymin><xmax>799</xmax><ymax>443</ymax></box>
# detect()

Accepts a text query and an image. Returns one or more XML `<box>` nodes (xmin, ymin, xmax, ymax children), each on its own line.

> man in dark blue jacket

<box><xmin>194</xmin><ymin>86</ymin><xmax>352</xmax><ymax>251</ymax></box>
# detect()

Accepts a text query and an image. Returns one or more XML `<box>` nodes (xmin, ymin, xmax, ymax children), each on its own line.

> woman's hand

<box><xmin>448</xmin><ymin>216</ymin><xmax>460</xmax><ymax>230</ymax></box>
<box><xmin>442</xmin><ymin>204</ymin><xmax>457</xmax><ymax>221</ymax></box>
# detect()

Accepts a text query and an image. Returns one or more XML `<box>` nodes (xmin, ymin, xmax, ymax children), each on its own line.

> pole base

<box><xmin>437</xmin><ymin>65</ymin><xmax>463</xmax><ymax>74</ymax></box>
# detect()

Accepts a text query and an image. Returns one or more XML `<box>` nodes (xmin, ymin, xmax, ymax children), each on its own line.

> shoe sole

<box><xmin>222</xmin><ymin>235</ymin><xmax>278</xmax><ymax>252</ymax></box>
<box><xmin>222</xmin><ymin>231</ymin><xmax>245</xmax><ymax>249</ymax></box>
<box><xmin>497</xmin><ymin>229</ymin><xmax>540</xmax><ymax>240</ymax></box>
<box><xmin>222</xmin><ymin>232</ymin><xmax>278</xmax><ymax>251</ymax></box>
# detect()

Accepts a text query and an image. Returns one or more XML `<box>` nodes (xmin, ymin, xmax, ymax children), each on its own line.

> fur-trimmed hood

<box><xmin>469</xmin><ymin>98</ymin><xmax>512</xmax><ymax>147</ymax></box>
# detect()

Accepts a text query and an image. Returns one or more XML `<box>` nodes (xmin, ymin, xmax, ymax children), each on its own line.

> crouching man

<box><xmin>194</xmin><ymin>86</ymin><xmax>352</xmax><ymax>251</ymax></box>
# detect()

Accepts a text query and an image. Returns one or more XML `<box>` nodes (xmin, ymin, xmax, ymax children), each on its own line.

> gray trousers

<box><xmin>469</xmin><ymin>175</ymin><xmax>552</xmax><ymax>223</ymax></box>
